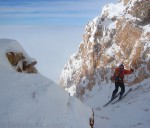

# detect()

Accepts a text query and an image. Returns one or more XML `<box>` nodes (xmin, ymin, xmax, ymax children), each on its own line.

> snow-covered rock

<box><xmin>60</xmin><ymin>0</ymin><xmax>150</xmax><ymax>99</ymax></box>
<box><xmin>0</xmin><ymin>39</ymin><xmax>92</xmax><ymax>128</ymax></box>
<box><xmin>1</xmin><ymin>39</ymin><xmax>37</xmax><ymax>73</ymax></box>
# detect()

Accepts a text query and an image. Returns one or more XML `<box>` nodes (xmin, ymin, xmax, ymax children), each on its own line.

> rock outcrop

<box><xmin>60</xmin><ymin>0</ymin><xmax>150</xmax><ymax>99</ymax></box>
<box><xmin>0</xmin><ymin>39</ymin><xmax>37</xmax><ymax>74</ymax></box>
<box><xmin>7</xmin><ymin>52</ymin><xmax>37</xmax><ymax>73</ymax></box>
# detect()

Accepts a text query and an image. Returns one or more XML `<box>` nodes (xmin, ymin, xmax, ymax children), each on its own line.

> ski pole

<box><xmin>130</xmin><ymin>65</ymin><xmax>145</xmax><ymax>91</ymax></box>
<box><xmin>134</xmin><ymin>69</ymin><xmax>145</xmax><ymax>92</ymax></box>
<box><xmin>108</xmin><ymin>81</ymin><xmax>112</xmax><ymax>98</ymax></box>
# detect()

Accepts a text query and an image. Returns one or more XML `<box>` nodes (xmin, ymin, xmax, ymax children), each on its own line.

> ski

<box><xmin>111</xmin><ymin>88</ymin><xmax>132</xmax><ymax>104</ymax></box>
<box><xmin>103</xmin><ymin>93</ymin><xmax>120</xmax><ymax>107</ymax></box>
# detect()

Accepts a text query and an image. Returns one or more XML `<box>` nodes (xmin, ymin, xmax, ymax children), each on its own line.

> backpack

<box><xmin>113</xmin><ymin>68</ymin><xmax>123</xmax><ymax>81</ymax></box>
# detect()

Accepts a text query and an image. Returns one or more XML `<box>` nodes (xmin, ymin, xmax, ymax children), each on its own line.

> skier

<box><xmin>111</xmin><ymin>64</ymin><xmax>134</xmax><ymax>100</ymax></box>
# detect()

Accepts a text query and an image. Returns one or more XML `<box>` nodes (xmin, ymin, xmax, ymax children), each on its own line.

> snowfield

<box><xmin>0</xmin><ymin>39</ymin><xmax>92</xmax><ymax>128</ymax></box>
<box><xmin>84</xmin><ymin>79</ymin><xmax>150</xmax><ymax>128</ymax></box>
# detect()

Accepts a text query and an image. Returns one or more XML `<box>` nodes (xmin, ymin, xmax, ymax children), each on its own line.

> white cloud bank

<box><xmin>0</xmin><ymin>25</ymin><xmax>84</xmax><ymax>83</ymax></box>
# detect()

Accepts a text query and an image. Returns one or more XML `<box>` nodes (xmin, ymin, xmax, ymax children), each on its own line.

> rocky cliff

<box><xmin>60</xmin><ymin>0</ymin><xmax>150</xmax><ymax>99</ymax></box>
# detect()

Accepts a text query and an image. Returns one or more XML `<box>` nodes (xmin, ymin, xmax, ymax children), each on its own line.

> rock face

<box><xmin>60</xmin><ymin>0</ymin><xmax>150</xmax><ymax>99</ymax></box>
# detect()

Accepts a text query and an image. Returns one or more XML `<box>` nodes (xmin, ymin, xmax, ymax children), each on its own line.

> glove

<box><xmin>130</xmin><ymin>67</ymin><xmax>134</xmax><ymax>72</ymax></box>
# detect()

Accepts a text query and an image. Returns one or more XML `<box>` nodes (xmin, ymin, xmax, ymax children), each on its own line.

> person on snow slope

<box><xmin>111</xmin><ymin>64</ymin><xmax>134</xmax><ymax>100</ymax></box>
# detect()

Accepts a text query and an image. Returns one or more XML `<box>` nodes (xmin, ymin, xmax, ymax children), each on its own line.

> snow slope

<box><xmin>0</xmin><ymin>39</ymin><xmax>92</xmax><ymax>128</ymax></box>
<box><xmin>84</xmin><ymin>79</ymin><xmax>150</xmax><ymax>128</ymax></box>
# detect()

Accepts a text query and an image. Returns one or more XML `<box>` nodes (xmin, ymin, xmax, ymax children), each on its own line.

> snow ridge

<box><xmin>0</xmin><ymin>39</ymin><xmax>92</xmax><ymax>128</ymax></box>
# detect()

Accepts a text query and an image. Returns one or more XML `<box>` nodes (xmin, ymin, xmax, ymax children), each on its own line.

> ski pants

<box><xmin>112</xmin><ymin>82</ymin><xmax>125</xmax><ymax>97</ymax></box>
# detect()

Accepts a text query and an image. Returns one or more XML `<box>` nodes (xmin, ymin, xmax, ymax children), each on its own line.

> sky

<box><xmin>0</xmin><ymin>0</ymin><xmax>117</xmax><ymax>83</ymax></box>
